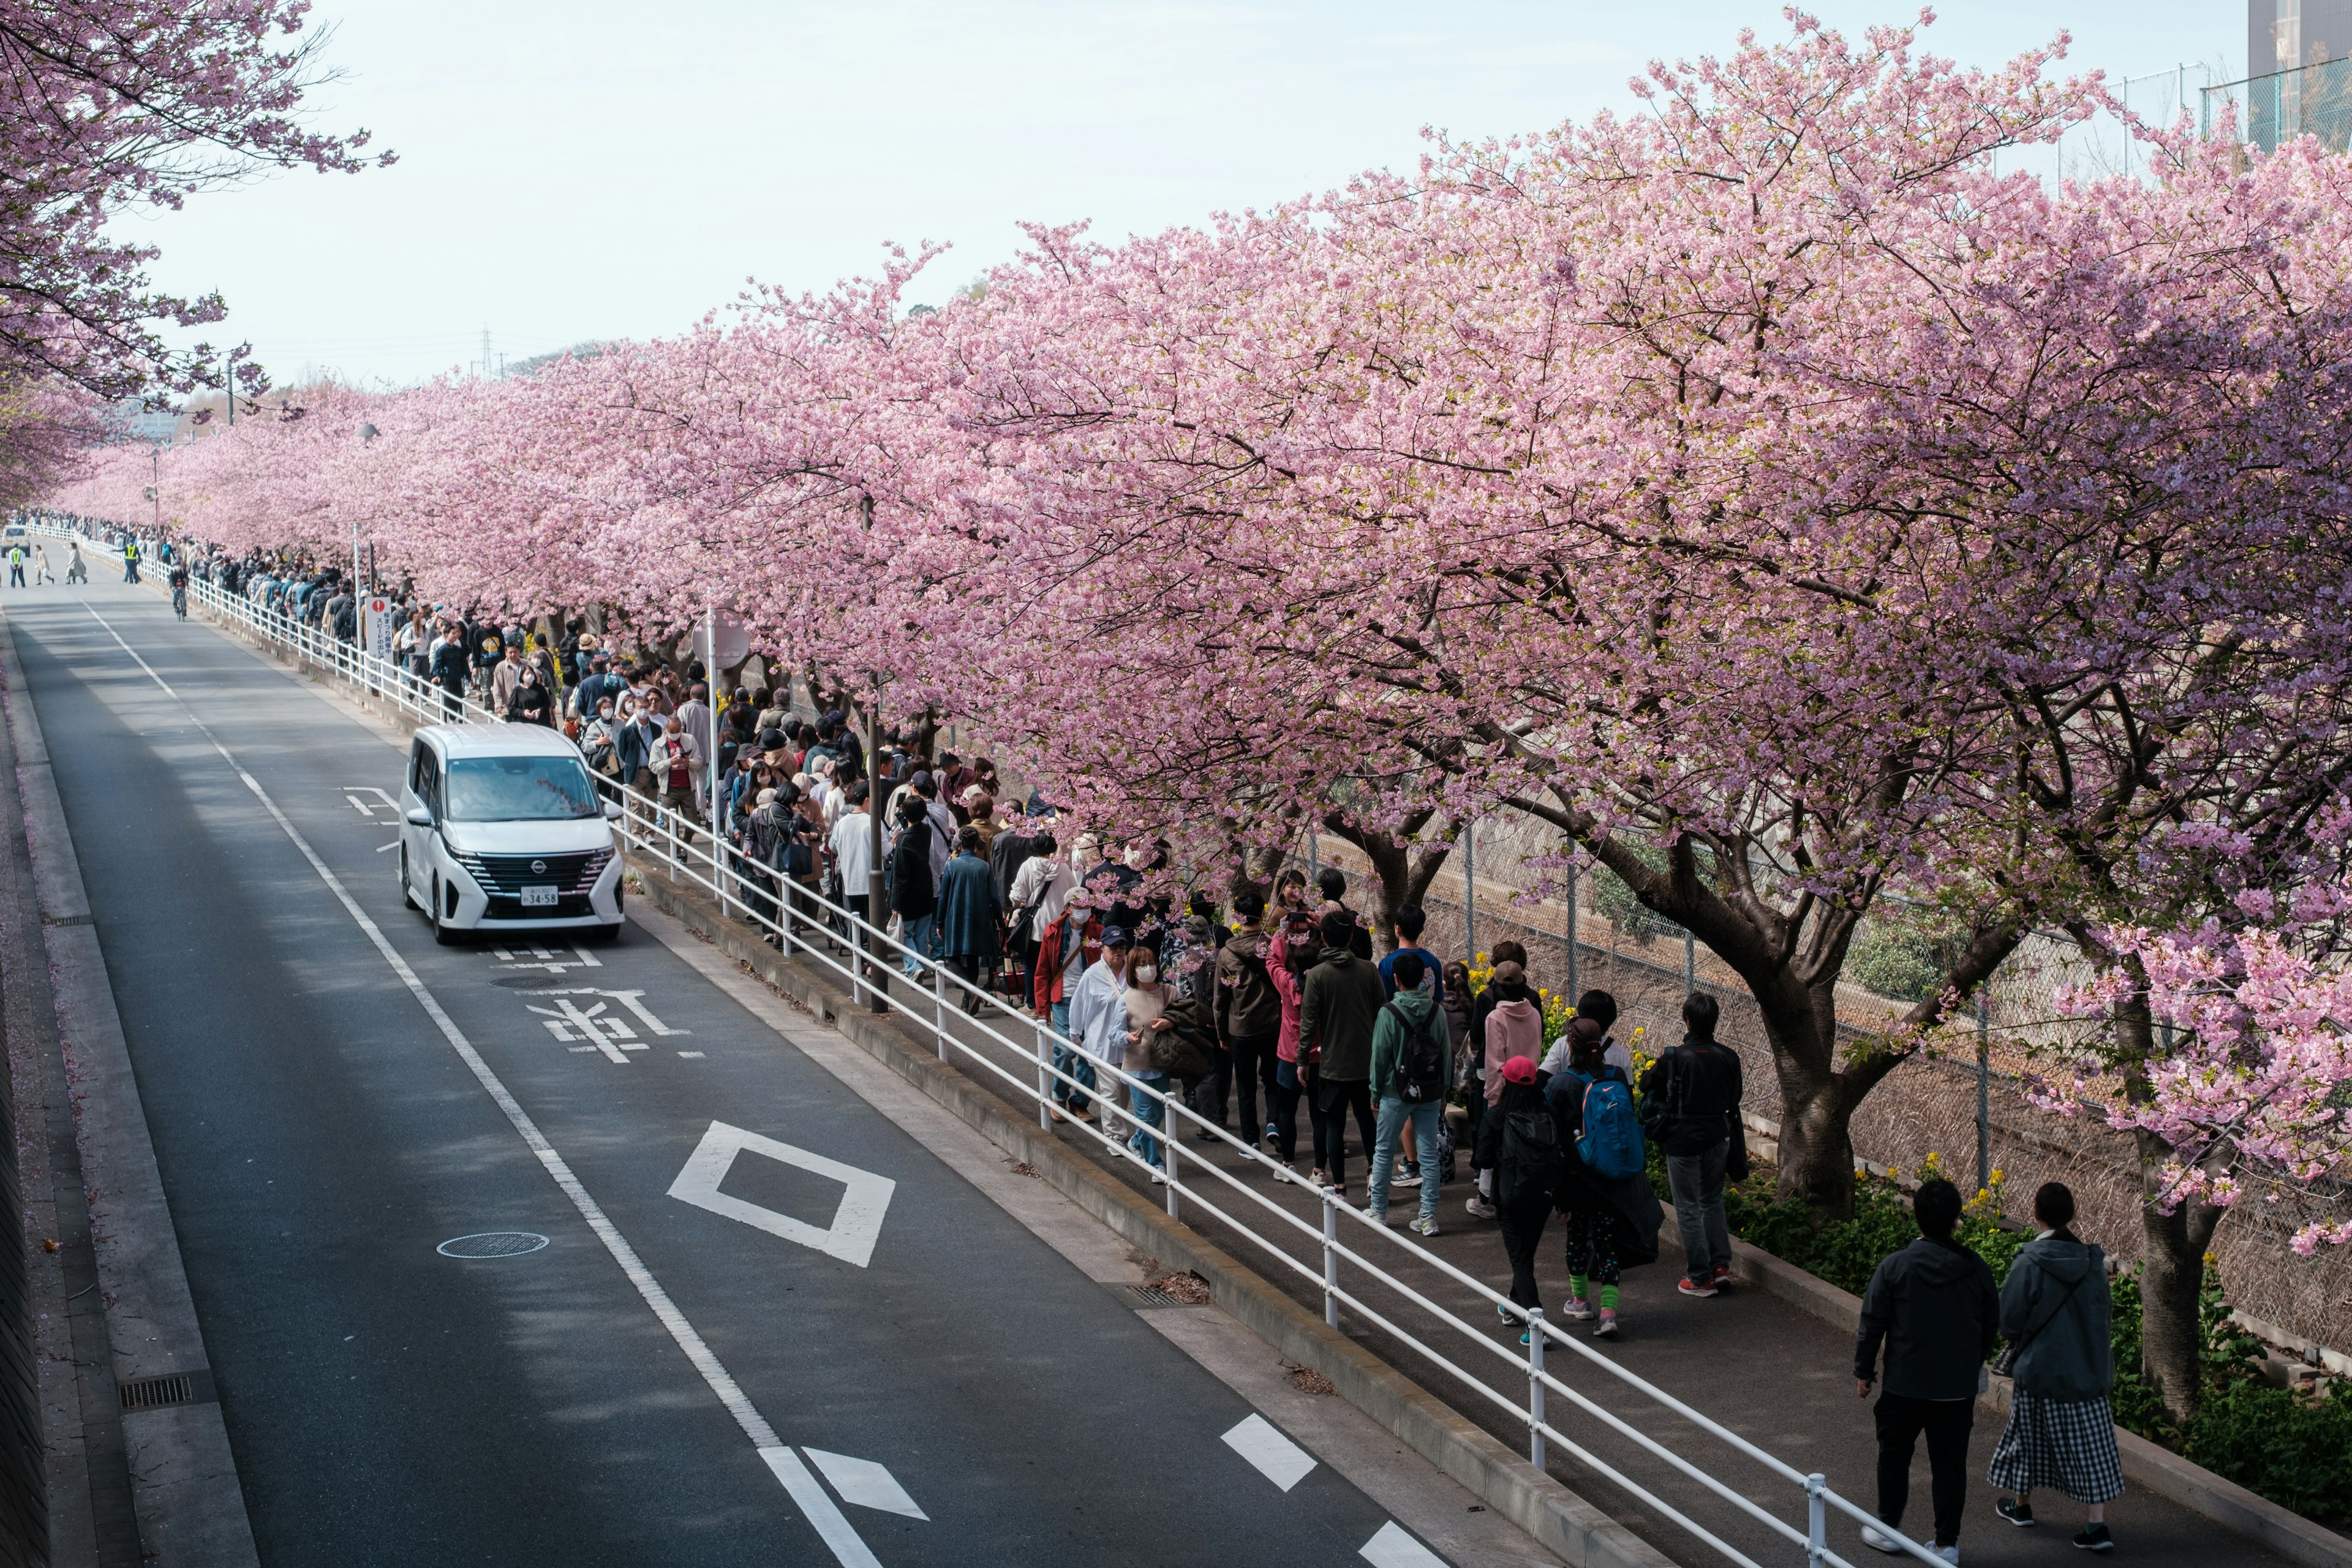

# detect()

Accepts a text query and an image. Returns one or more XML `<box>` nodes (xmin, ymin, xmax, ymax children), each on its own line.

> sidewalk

<box><xmin>662</xmin><ymin>892</ymin><xmax>2298</xmax><ymax>1568</ymax></box>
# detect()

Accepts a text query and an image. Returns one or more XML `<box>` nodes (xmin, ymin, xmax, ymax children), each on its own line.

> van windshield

<box><xmin>444</xmin><ymin>756</ymin><xmax>600</xmax><ymax>821</ymax></box>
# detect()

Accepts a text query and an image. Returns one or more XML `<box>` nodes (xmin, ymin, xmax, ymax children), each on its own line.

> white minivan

<box><xmin>399</xmin><ymin>723</ymin><xmax>626</xmax><ymax>943</ymax></box>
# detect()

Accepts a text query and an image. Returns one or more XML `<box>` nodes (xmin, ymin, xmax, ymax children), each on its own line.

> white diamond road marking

<box><xmin>803</xmin><ymin>1449</ymin><xmax>928</xmax><ymax>1519</ymax></box>
<box><xmin>1359</xmin><ymin>1521</ymin><xmax>1447</xmax><ymax>1567</ymax></box>
<box><xmin>667</xmin><ymin>1121</ymin><xmax>895</xmax><ymax>1268</ymax></box>
<box><xmin>1222</xmin><ymin>1414</ymin><xmax>1316</xmax><ymax>1493</ymax></box>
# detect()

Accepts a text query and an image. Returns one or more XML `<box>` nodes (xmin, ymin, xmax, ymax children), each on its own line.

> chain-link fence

<box><xmin>2205</xmin><ymin>55</ymin><xmax>2352</xmax><ymax>155</ymax></box>
<box><xmin>1306</xmin><ymin>816</ymin><xmax>2352</xmax><ymax>1363</ymax></box>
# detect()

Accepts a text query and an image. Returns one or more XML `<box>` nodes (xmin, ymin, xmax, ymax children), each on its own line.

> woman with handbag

<box><xmin>1989</xmin><ymin>1182</ymin><xmax>2122</xmax><ymax>1552</ymax></box>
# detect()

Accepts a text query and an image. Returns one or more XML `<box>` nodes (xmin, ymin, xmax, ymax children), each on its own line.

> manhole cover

<box><xmin>437</xmin><ymin>1232</ymin><xmax>549</xmax><ymax>1259</ymax></box>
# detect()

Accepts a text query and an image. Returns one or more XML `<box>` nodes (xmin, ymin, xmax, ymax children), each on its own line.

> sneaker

<box><xmin>1560</xmin><ymin>1297</ymin><xmax>1597</xmax><ymax>1321</ymax></box>
<box><xmin>1859</xmin><ymin>1523</ymin><xmax>1904</xmax><ymax>1555</ymax></box>
<box><xmin>2073</xmin><ymin>1525</ymin><xmax>2113</xmax><ymax>1553</ymax></box>
<box><xmin>1408</xmin><ymin>1216</ymin><xmax>1441</xmax><ymax>1237</ymax></box>
<box><xmin>1937</xmin><ymin>1548</ymin><xmax>1961</xmax><ymax>1565</ymax></box>
<box><xmin>1393</xmin><ymin>1166</ymin><xmax>1423</xmax><ymax>1189</ymax></box>
<box><xmin>1310</xmin><ymin>1169</ymin><xmax>1330</xmax><ymax>1188</ymax></box>
<box><xmin>1497</xmin><ymin>1302</ymin><xmax>1517</xmax><ymax>1324</ymax></box>
<box><xmin>1592</xmin><ymin>1309</ymin><xmax>1619</xmax><ymax>1338</ymax></box>
<box><xmin>1465</xmin><ymin>1196</ymin><xmax>1498</xmax><ymax>1220</ymax></box>
<box><xmin>1676</xmin><ymin>1276</ymin><xmax>1719</xmax><ymax>1298</ymax></box>
<box><xmin>1147</xmin><ymin>1169</ymin><xmax>1168</xmax><ymax>1185</ymax></box>
<box><xmin>1361</xmin><ymin>1205</ymin><xmax>1390</xmax><ymax>1226</ymax></box>
<box><xmin>1994</xmin><ymin>1498</ymin><xmax>2035</xmax><ymax>1529</ymax></box>
<box><xmin>1711</xmin><ymin>1264</ymin><xmax>1733</xmax><ymax>1290</ymax></box>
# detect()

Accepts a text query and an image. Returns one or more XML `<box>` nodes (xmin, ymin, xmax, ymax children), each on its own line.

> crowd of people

<box><xmin>86</xmin><ymin>521</ymin><xmax>2125</xmax><ymax>1563</ymax></box>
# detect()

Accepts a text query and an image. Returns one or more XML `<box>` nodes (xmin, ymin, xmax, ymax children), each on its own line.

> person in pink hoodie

<box><xmin>1466</xmin><ymin>951</ymin><xmax>1544</xmax><ymax>1219</ymax></box>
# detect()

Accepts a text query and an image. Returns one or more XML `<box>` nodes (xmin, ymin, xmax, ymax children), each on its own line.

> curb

<box><xmin>0</xmin><ymin>605</ymin><xmax>261</xmax><ymax>1567</ymax></box>
<box><xmin>1665</xmin><ymin>1231</ymin><xmax>2352</xmax><ymax>1567</ymax></box>
<box><xmin>627</xmin><ymin>859</ymin><xmax>1670</xmax><ymax>1568</ymax></box>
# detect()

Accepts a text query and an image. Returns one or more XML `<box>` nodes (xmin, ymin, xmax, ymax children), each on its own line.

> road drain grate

<box><xmin>119</xmin><ymin>1376</ymin><xmax>192</xmax><ymax>1411</ymax></box>
<box><xmin>1128</xmin><ymin>1284</ymin><xmax>1208</xmax><ymax>1308</ymax></box>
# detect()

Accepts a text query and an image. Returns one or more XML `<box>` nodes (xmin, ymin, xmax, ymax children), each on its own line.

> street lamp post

<box><xmin>355</xmin><ymin>424</ymin><xmax>379</xmax><ymax>663</ymax></box>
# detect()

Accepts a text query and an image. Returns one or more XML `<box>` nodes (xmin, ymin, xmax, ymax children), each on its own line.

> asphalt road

<box><xmin>8</xmin><ymin>579</ymin><xmax>1436</xmax><ymax>1566</ymax></box>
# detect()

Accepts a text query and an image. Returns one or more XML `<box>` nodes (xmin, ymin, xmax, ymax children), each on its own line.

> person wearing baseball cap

<box><xmin>1480</xmin><ymin>1049</ymin><xmax>1558</xmax><ymax>1342</ymax></box>
<box><xmin>1066</xmin><ymin>924</ymin><xmax>1134</xmax><ymax>1130</ymax></box>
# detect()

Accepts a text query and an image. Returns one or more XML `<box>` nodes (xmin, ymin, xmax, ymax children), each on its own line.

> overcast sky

<box><xmin>121</xmin><ymin>2</ymin><xmax>2248</xmax><ymax>390</ymax></box>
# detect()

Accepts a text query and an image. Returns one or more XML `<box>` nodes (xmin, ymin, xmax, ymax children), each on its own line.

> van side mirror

<box><xmin>404</xmin><ymin>806</ymin><xmax>433</xmax><ymax>827</ymax></box>
<box><xmin>603</xmin><ymin>801</ymin><xmax>624</xmax><ymax>821</ymax></box>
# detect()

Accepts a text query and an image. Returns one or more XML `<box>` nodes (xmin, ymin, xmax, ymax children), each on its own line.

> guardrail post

<box><xmin>932</xmin><ymin>958</ymin><xmax>949</xmax><ymax>1062</ymax></box>
<box><xmin>1806</xmin><ymin>1472</ymin><xmax>1827</xmax><ymax>1565</ymax></box>
<box><xmin>1527</xmin><ymin>1306</ymin><xmax>1547</xmax><ymax>1468</ymax></box>
<box><xmin>1321</xmin><ymin>1186</ymin><xmax>1340</xmax><ymax>1329</ymax></box>
<box><xmin>1032</xmin><ymin>1013</ymin><xmax>1052</xmax><ymax>1133</ymax></box>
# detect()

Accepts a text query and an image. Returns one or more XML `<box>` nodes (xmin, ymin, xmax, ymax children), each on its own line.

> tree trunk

<box><xmin>1318</xmin><ymin>812</ymin><xmax>1451</xmax><ymax>955</ymax></box>
<box><xmin>1748</xmin><ymin>975</ymin><xmax>1864</xmax><ymax>1218</ymax></box>
<box><xmin>2135</xmin><ymin>1134</ymin><xmax>2224</xmax><ymax>1425</ymax></box>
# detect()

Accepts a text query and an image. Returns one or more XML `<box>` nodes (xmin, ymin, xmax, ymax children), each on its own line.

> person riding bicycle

<box><xmin>168</xmin><ymin>559</ymin><xmax>189</xmax><ymax>618</ymax></box>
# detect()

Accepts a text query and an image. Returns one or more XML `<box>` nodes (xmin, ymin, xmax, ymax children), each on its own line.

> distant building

<box><xmin>2243</xmin><ymin>2</ymin><xmax>2352</xmax><ymax>148</ymax></box>
<box><xmin>2251</xmin><ymin>1</ymin><xmax>2352</xmax><ymax>78</ymax></box>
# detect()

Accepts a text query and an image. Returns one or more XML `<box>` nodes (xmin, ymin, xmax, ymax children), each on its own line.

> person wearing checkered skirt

<box><xmin>1989</xmin><ymin>1182</ymin><xmax>2122</xmax><ymax>1552</ymax></box>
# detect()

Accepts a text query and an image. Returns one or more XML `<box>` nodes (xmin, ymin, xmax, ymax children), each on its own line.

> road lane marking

<box><xmin>1223</xmin><ymin>1414</ymin><xmax>1317</xmax><ymax>1493</ymax></box>
<box><xmin>667</xmin><ymin>1121</ymin><xmax>894</xmax><ymax>1268</ymax></box>
<box><xmin>803</xmin><ymin>1450</ymin><xmax>928</xmax><ymax>1520</ymax></box>
<box><xmin>77</xmin><ymin>603</ymin><xmax>886</xmax><ymax>1567</ymax></box>
<box><xmin>1360</xmin><ymin>1521</ymin><xmax>1448</xmax><ymax>1567</ymax></box>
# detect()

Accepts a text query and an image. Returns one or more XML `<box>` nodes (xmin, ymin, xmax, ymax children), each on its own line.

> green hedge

<box><xmin>1699</xmin><ymin>1161</ymin><xmax>2352</xmax><ymax>1523</ymax></box>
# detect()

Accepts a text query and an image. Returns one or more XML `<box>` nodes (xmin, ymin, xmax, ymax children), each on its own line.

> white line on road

<box><xmin>77</xmin><ymin>603</ymin><xmax>885</xmax><ymax>1568</ymax></box>
<box><xmin>1222</xmin><ymin>1413</ymin><xmax>1317</xmax><ymax>1493</ymax></box>
<box><xmin>1360</xmin><ymin>1521</ymin><xmax>1449</xmax><ymax>1567</ymax></box>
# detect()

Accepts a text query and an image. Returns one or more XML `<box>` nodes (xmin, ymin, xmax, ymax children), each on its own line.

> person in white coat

<box><xmin>1068</xmin><ymin>924</ymin><xmax>1135</xmax><ymax>1145</ymax></box>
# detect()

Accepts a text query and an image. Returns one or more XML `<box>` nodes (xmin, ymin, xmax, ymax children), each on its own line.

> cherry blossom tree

<box><xmin>1</xmin><ymin>0</ymin><xmax>390</xmax><ymax>402</ymax></box>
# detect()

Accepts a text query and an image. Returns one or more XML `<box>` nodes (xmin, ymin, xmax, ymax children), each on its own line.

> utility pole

<box><xmin>482</xmin><ymin>326</ymin><xmax>492</xmax><ymax>381</ymax></box>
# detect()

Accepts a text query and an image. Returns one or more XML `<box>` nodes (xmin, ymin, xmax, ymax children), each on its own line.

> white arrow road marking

<box><xmin>761</xmin><ymin>1449</ymin><xmax>885</xmax><ymax>1568</ymax></box>
<box><xmin>1222</xmin><ymin>1414</ymin><xmax>1317</xmax><ymax>1493</ymax></box>
<box><xmin>804</xmin><ymin>1449</ymin><xmax>929</xmax><ymax>1520</ymax></box>
<box><xmin>1360</xmin><ymin>1520</ymin><xmax>1449</xmax><ymax>1567</ymax></box>
<box><xmin>78</xmin><ymin>605</ymin><xmax>885</xmax><ymax>1568</ymax></box>
<box><xmin>668</xmin><ymin>1121</ymin><xmax>895</xmax><ymax>1268</ymax></box>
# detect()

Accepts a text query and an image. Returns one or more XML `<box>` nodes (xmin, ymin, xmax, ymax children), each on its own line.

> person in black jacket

<box><xmin>886</xmin><ymin>796</ymin><xmax>937</xmax><ymax>965</ymax></box>
<box><xmin>1853</xmin><ymin>1178</ymin><xmax>1998</xmax><ymax>1559</ymax></box>
<box><xmin>1477</xmin><ymin>1054</ymin><xmax>1556</xmax><ymax>1335</ymax></box>
<box><xmin>1637</xmin><ymin>992</ymin><xmax>1743</xmax><ymax>1297</ymax></box>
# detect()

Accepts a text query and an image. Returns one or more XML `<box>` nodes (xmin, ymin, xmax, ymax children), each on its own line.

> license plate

<box><xmin>520</xmin><ymin>886</ymin><xmax>559</xmax><ymax>908</ymax></box>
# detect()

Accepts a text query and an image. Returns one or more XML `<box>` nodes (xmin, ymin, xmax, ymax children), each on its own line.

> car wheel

<box><xmin>432</xmin><ymin>876</ymin><xmax>461</xmax><ymax>946</ymax></box>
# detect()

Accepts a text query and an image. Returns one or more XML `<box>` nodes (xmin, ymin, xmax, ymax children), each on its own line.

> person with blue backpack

<box><xmin>1547</xmin><ymin>1017</ymin><xmax>1665</xmax><ymax>1339</ymax></box>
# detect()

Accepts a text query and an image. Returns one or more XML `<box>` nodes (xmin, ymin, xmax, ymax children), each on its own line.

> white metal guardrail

<box><xmin>43</xmin><ymin>521</ymin><xmax>1945</xmax><ymax>1568</ymax></box>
